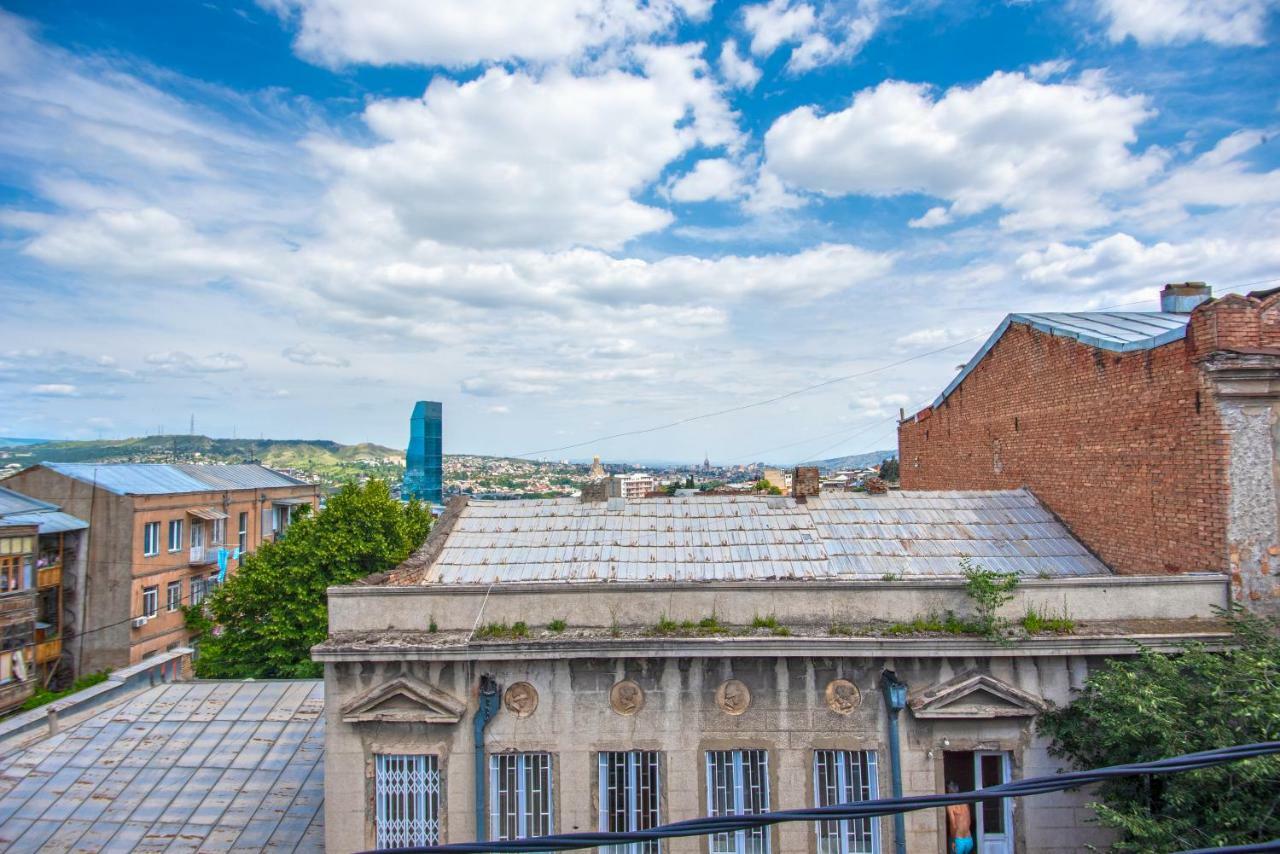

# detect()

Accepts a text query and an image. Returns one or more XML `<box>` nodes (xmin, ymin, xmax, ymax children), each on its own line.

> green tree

<box><xmin>1038</xmin><ymin>610</ymin><xmax>1280</xmax><ymax>851</ymax></box>
<box><xmin>878</xmin><ymin>457</ymin><xmax>899</xmax><ymax>481</ymax></box>
<box><xmin>185</xmin><ymin>479</ymin><xmax>432</xmax><ymax>679</ymax></box>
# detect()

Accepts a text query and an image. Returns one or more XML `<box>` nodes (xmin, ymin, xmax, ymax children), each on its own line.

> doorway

<box><xmin>943</xmin><ymin>751</ymin><xmax>1013</xmax><ymax>854</ymax></box>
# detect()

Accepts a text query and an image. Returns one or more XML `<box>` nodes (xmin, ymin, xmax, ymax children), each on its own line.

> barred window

<box><xmin>599</xmin><ymin>751</ymin><xmax>661</xmax><ymax>854</ymax></box>
<box><xmin>491</xmin><ymin>752</ymin><xmax>553</xmax><ymax>841</ymax></box>
<box><xmin>705</xmin><ymin>750</ymin><xmax>770</xmax><ymax>854</ymax></box>
<box><xmin>814</xmin><ymin>750</ymin><xmax>879</xmax><ymax>854</ymax></box>
<box><xmin>374</xmin><ymin>754</ymin><xmax>441</xmax><ymax>848</ymax></box>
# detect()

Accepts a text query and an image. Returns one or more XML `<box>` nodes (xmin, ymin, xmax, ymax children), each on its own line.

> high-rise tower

<box><xmin>402</xmin><ymin>401</ymin><xmax>443</xmax><ymax>505</ymax></box>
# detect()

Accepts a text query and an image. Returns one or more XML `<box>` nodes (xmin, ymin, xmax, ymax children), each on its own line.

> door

<box><xmin>975</xmin><ymin>752</ymin><xmax>1012</xmax><ymax>854</ymax></box>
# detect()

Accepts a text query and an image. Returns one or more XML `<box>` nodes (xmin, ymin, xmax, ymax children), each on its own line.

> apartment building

<box><xmin>898</xmin><ymin>282</ymin><xmax>1280</xmax><ymax>613</ymax></box>
<box><xmin>1</xmin><ymin>463</ymin><xmax>317</xmax><ymax>671</ymax></box>
<box><xmin>0</xmin><ymin>487</ymin><xmax>88</xmax><ymax>698</ymax></box>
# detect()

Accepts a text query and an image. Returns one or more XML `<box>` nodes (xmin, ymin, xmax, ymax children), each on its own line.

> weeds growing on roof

<box><xmin>474</xmin><ymin>620</ymin><xmax>530</xmax><ymax>640</ymax></box>
<box><xmin>885</xmin><ymin>611</ymin><xmax>981</xmax><ymax>636</ymax></box>
<box><xmin>1021</xmin><ymin>608</ymin><xmax>1074</xmax><ymax>635</ymax></box>
<box><xmin>547</xmin><ymin>618</ymin><xmax>567</xmax><ymax>633</ymax></box>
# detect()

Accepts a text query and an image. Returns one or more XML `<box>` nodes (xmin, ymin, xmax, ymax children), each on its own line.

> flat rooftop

<box><xmin>0</xmin><ymin>681</ymin><xmax>323</xmax><ymax>853</ymax></box>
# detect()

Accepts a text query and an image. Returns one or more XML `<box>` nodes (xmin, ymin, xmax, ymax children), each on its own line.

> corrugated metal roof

<box><xmin>416</xmin><ymin>491</ymin><xmax>1109</xmax><ymax>584</ymax></box>
<box><xmin>0</xmin><ymin>487</ymin><xmax>88</xmax><ymax>533</ymax></box>
<box><xmin>0</xmin><ymin>680</ymin><xmax>324</xmax><ymax>853</ymax></box>
<box><xmin>934</xmin><ymin>311</ymin><xmax>1190</xmax><ymax>408</ymax></box>
<box><xmin>0</xmin><ymin>488</ymin><xmax>56</xmax><ymax>517</ymax></box>
<box><xmin>33</xmin><ymin>463</ymin><xmax>308</xmax><ymax>496</ymax></box>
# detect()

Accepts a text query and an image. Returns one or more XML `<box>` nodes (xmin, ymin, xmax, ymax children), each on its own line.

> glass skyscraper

<box><xmin>402</xmin><ymin>401</ymin><xmax>443</xmax><ymax>505</ymax></box>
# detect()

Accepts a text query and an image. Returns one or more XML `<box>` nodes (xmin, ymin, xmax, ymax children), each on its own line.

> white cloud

<box><xmin>310</xmin><ymin>48</ymin><xmax>739</xmax><ymax>251</ymax></box>
<box><xmin>1015</xmin><ymin>232</ymin><xmax>1280</xmax><ymax>293</ymax></box>
<box><xmin>1028</xmin><ymin>59</ymin><xmax>1072</xmax><ymax>81</ymax></box>
<box><xmin>282</xmin><ymin>344</ymin><xmax>351</xmax><ymax>368</ymax></box>
<box><xmin>764</xmin><ymin>71</ymin><xmax>1162</xmax><ymax>231</ymax></box>
<box><xmin>1096</xmin><ymin>0</ymin><xmax>1277</xmax><ymax>46</ymax></box>
<box><xmin>719</xmin><ymin>40</ymin><xmax>762</xmax><ymax>89</ymax></box>
<box><xmin>264</xmin><ymin>0</ymin><xmax>711</xmax><ymax>67</ymax></box>
<box><xmin>669</xmin><ymin>158</ymin><xmax>746</xmax><ymax>202</ymax></box>
<box><xmin>742</xmin><ymin>0</ymin><xmax>879</xmax><ymax>72</ymax></box>
<box><xmin>31</xmin><ymin>384</ymin><xmax>78</xmax><ymax>397</ymax></box>
<box><xmin>1138</xmin><ymin>130</ymin><xmax>1280</xmax><ymax>222</ymax></box>
<box><xmin>145</xmin><ymin>351</ymin><xmax>248</xmax><ymax>374</ymax></box>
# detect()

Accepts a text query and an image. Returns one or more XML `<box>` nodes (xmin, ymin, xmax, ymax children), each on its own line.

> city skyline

<box><xmin>1</xmin><ymin>1</ymin><xmax>1278</xmax><ymax>459</ymax></box>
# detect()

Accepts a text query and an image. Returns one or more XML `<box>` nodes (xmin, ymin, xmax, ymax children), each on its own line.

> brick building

<box><xmin>899</xmin><ymin>282</ymin><xmax>1280</xmax><ymax>611</ymax></box>
<box><xmin>1</xmin><ymin>463</ymin><xmax>317</xmax><ymax>671</ymax></box>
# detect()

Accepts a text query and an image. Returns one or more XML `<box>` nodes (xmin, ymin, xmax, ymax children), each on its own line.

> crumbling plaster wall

<box><xmin>1221</xmin><ymin>401</ymin><xmax>1280</xmax><ymax>613</ymax></box>
<box><xmin>323</xmin><ymin>653</ymin><xmax>1113</xmax><ymax>854</ymax></box>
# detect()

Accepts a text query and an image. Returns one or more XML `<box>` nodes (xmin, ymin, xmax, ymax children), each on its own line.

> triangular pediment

<box><xmin>341</xmin><ymin>676</ymin><xmax>466</xmax><ymax>724</ymax></box>
<box><xmin>909</xmin><ymin>671</ymin><xmax>1046</xmax><ymax>720</ymax></box>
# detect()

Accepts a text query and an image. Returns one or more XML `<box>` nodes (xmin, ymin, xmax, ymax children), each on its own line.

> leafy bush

<box><xmin>961</xmin><ymin>557</ymin><xmax>1019</xmax><ymax>641</ymax></box>
<box><xmin>1039</xmin><ymin>610</ymin><xmax>1280</xmax><ymax>850</ymax></box>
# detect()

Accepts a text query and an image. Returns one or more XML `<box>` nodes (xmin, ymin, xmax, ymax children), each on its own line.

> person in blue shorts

<box><xmin>946</xmin><ymin>781</ymin><xmax>975</xmax><ymax>854</ymax></box>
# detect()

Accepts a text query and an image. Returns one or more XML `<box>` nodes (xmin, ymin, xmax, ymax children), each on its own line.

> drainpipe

<box><xmin>473</xmin><ymin>674</ymin><xmax>500</xmax><ymax>842</ymax></box>
<box><xmin>880</xmin><ymin>669</ymin><xmax>909</xmax><ymax>854</ymax></box>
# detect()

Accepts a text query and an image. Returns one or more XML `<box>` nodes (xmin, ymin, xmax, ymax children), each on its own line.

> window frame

<box><xmin>141</xmin><ymin>585</ymin><xmax>158</xmax><ymax>618</ymax></box>
<box><xmin>211</xmin><ymin>517</ymin><xmax>226</xmax><ymax>546</ymax></box>
<box><xmin>190</xmin><ymin>575</ymin><xmax>207</xmax><ymax>607</ymax></box>
<box><xmin>238</xmin><ymin>511</ymin><xmax>248</xmax><ymax>552</ymax></box>
<box><xmin>490</xmin><ymin>752</ymin><xmax>554</xmax><ymax>842</ymax></box>
<box><xmin>705</xmin><ymin>749</ymin><xmax>770</xmax><ymax>854</ymax></box>
<box><xmin>143</xmin><ymin>522</ymin><xmax>160</xmax><ymax>557</ymax></box>
<box><xmin>813</xmin><ymin>749</ymin><xmax>880</xmax><ymax>854</ymax></box>
<box><xmin>167</xmin><ymin>519</ymin><xmax>183</xmax><ymax>553</ymax></box>
<box><xmin>166</xmin><ymin>580</ymin><xmax>182</xmax><ymax>612</ymax></box>
<box><xmin>599</xmin><ymin>750</ymin><xmax>662</xmax><ymax>854</ymax></box>
<box><xmin>374</xmin><ymin>753</ymin><xmax>442</xmax><ymax>848</ymax></box>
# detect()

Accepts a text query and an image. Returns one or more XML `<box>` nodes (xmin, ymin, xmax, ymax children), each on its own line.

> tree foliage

<box><xmin>878</xmin><ymin>457</ymin><xmax>899</xmax><ymax>481</ymax></box>
<box><xmin>1038</xmin><ymin>610</ymin><xmax>1280</xmax><ymax>851</ymax></box>
<box><xmin>186</xmin><ymin>479</ymin><xmax>432</xmax><ymax>679</ymax></box>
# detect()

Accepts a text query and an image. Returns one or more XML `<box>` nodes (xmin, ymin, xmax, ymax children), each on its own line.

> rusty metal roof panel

<box><xmin>414</xmin><ymin>490</ymin><xmax>1108</xmax><ymax>583</ymax></box>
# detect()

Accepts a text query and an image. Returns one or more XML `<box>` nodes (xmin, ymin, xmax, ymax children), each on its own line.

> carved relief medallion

<box><xmin>825</xmin><ymin>679</ymin><xmax>861</xmax><ymax>715</ymax></box>
<box><xmin>504</xmin><ymin>681</ymin><xmax>539</xmax><ymax>717</ymax></box>
<box><xmin>610</xmin><ymin>680</ymin><xmax>645</xmax><ymax>716</ymax></box>
<box><xmin>715</xmin><ymin>679</ymin><xmax>751</xmax><ymax>715</ymax></box>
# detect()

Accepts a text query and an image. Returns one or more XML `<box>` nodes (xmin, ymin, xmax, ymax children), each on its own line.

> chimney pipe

<box><xmin>791</xmin><ymin>466</ymin><xmax>820</xmax><ymax>503</ymax></box>
<box><xmin>1160</xmin><ymin>282</ymin><xmax>1211</xmax><ymax>314</ymax></box>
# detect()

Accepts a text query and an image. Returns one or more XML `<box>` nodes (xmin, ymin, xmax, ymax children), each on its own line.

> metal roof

<box><xmin>934</xmin><ymin>311</ymin><xmax>1190</xmax><ymax>408</ymax></box>
<box><xmin>32</xmin><ymin>463</ymin><xmax>309</xmax><ymax>496</ymax></box>
<box><xmin>415</xmin><ymin>491</ymin><xmax>1109</xmax><ymax>584</ymax></box>
<box><xmin>0</xmin><ymin>487</ymin><xmax>88</xmax><ymax>534</ymax></box>
<box><xmin>0</xmin><ymin>680</ymin><xmax>324</xmax><ymax>853</ymax></box>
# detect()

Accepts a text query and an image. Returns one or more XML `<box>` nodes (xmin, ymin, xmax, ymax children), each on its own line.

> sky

<box><xmin>0</xmin><ymin>0</ymin><xmax>1278</xmax><ymax>463</ymax></box>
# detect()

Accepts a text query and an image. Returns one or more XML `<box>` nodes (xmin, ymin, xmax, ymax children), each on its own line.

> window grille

<box><xmin>599</xmin><ymin>751</ymin><xmax>662</xmax><ymax>854</ymax></box>
<box><xmin>705</xmin><ymin>750</ymin><xmax>770</xmax><ymax>854</ymax></box>
<box><xmin>375</xmin><ymin>754</ymin><xmax>441</xmax><ymax>848</ymax></box>
<box><xmin>490</xmin><ymin>752</ymin><xmax>554</xmax><ymax>841</ymax></box>
<box><xmin>814</xmin><ymin>750</ymin><xmax>879</xmax><ymax>854</ymax></box>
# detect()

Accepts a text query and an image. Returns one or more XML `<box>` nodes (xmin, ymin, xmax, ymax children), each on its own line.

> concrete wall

<box><xmin>328</xmin><ymin>575</ymin><xmax>1230</xmax><ymax>634</ymax></box>
<box><xmin>322</xmin><ymin>652</ymin><xmax>1116</xmax><ymax>854</ymax></box>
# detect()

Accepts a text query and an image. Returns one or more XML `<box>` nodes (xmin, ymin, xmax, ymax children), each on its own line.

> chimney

<box><xmin>791</xmin><ymin>466</ymin><xmax>820</xmax><ymax>503</ymax></box>
<box><xmin>580</xmin><ymin>480</ymin><xmax>608</xmax><ymax>502</ymax></box>
<box><xmin>1160</xmin><ymin>282</ymin><xmax>1211</xmax><ymax>314</ymax></box>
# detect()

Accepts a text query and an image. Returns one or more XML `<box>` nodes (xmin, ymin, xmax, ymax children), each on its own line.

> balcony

<box><xmin>35</xmin><ymin>637</ymin><xmax>61</xmax><ymax>665</ymax></box>
<box><xmin>189</xmin><ymin>546</ymin><xmax>216</xmax><ymax>566</ymax></box>
<box><xmin>37</xmin><ymin>564</ymin><xmax>61</xmax><ymax>589</ymax></box>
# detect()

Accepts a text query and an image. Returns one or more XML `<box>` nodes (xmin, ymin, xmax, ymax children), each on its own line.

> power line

<box><xmin>365</xmin><ymin>741</ymin><xmax>1280</xmax><ymax>853</ymax></box>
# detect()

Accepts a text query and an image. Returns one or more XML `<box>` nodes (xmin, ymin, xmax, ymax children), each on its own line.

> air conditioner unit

<box><xmin>132</xmin><ymin>617</ymin><xmax>148</xmax><ymax>629</ymax></box>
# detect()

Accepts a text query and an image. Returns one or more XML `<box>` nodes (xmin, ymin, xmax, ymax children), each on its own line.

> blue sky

<box><xmin>1</xmin><ymin>0</ymin><xmax>1278</xmax><ymax>463</ymax></box>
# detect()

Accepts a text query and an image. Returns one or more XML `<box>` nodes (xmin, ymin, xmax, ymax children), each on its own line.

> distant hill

<box><xmin>0</xmin><ymin>435</ymin><xmax>405</xmax><ymax>487</ymax></box>
<box><xmin>803</xmin><ymin>449</ymin><xmax>897</xmax><ymax>473</ymax></box>
<box><xmin>0</xmin><ymin>438</ymin><xmax>48</xmax><ymax>448</ymax></box>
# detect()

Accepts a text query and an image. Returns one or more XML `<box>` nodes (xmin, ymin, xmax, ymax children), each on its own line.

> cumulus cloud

<box><xmin>264</xmin><ymin>0</ymin><xmax>711</xmax><ymax>67</ymax></box>
<box><xmin>1137</xmin><ymin>130</ymin><xmax>1280</xmax><ymax>223</ymax></box>
<box><xmin>282</xmin><ymin>344</ymin><xmax>351</xmax><ymax>368</ymax></box>
<box><xmin>31</xmin><ymin>384</ymin><xmax>78</xmax><ymax>397</ymax></box>
<box><xmin>719</xmin><ymin>40</ymin><xmax>762</xmax><ymax>89</ymax></box>
<box><xmin>764</xmin><ymin>70</ymin><xmax>1161</xmax><ymax>231</ymax></box>
<box><xmin>145</xmin><ymin>351</ymin><xmax>247</xmax><ymax>374</ymax></box>
<box><xmin>668</xmin><ymin>158</ymin><xmax>746</xmax><ymax>202</ymax></box>
<box><xmin>1015</xmin><ymin>232</ymin><xmax>1280</xmax><ymax>293</ymax></box>
<box><xmin>742</xmin><ymin>0</ymin><xmax>880</xmax><ymax>72</ymax></box>
<box><xmin>309</xmin><ymin>48</ymin><xmax>739</xmax><ymax>251</ymax></box>
<box><xmin>1096</xmin><ymin>0</ymin><xmax>1277</xmax><ymax>46</ymax></box>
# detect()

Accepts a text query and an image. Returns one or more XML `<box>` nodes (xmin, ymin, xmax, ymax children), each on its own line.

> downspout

<box><xmin>474</xmin><ymin>674</ymin><xmax>500</xmax><ymax>842</ymax></box>
<box><xmin>880</xmin><ymin>670</ymin><xmax>909</xmax><ymax>854</ymax></box>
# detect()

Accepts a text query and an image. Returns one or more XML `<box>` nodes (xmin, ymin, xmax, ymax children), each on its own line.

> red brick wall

<box><xmin>898</xmin><ymin>322</ymin><xmax>1230</xmax><ymax>575</ymax></box>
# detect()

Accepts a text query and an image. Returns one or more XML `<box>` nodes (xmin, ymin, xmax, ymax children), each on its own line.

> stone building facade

<box><xmin>317</xmin><ymin>491</ymin><xmax>1230</xmax><ymax>853</ymax></box>
<box><xmin>898</xmin><ymin>283</ymin><xmax>1280</xmax><ymax>612</ymax></box>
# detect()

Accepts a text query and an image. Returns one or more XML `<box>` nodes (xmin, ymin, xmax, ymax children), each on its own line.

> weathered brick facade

<box><xmin>899</xmin><ymin>291</ymin><xmax>1280</xmax><ymax>610</ymax></box>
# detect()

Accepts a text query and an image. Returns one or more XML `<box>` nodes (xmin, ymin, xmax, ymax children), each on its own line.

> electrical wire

<box><xmin>361</xmin><ymin>741</ymin><xmax>1280</xmax><ymax>853</ymax></box>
